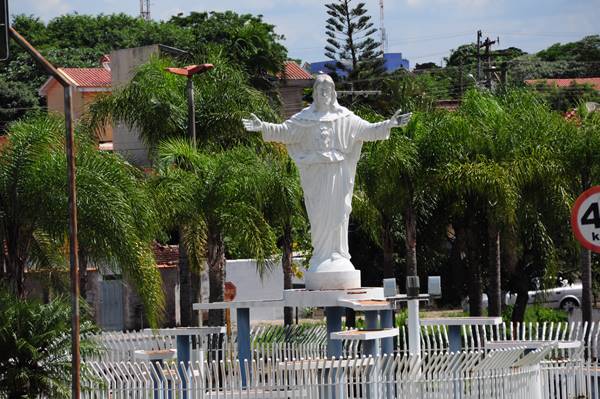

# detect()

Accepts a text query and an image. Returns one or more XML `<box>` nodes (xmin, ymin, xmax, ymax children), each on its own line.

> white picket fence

<box><xmin>89</xmin><ymin>321</ymin><xmax>600</xmax><ymax>398</ymax></box>
<box><xmin>82</xmin><ymin>348</ymin><xmax>548</xmax><ymax>399</ymax></box>
<box><xmin>94</xmin><ymin>321</ymin><xmax>600</xmax><ymax>364</ymax></box>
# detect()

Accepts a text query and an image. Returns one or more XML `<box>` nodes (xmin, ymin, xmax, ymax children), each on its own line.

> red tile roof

<box><xmin>59</xmin><ymin>68</ymin><xmax>112</xmax><ymax>88</ymax></box>
<box><xmin>525</xmin><ymin>78</ymin><xmax>600</xmax><ymax>91</ymax></box>
<box><xmin>153</xmin><ymin>243</ymin><xmax>179</xmax><ymax>267</ymax></box>
<box><xmin>278</xmin><ymin>61</ymin><xmax>313</xmax><ymax>80</ymax></box>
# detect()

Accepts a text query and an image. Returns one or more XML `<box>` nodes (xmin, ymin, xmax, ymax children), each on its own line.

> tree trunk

<box><xmin>581</xmin><ymin>247</ymin><xmax>593</xmax><ymax>324</ymax></box>
<box><xmin>207</xmin><ymin>226</ymin><xmax>225</xmax><ymax>326</ymax></box>
<box><xmin>487</xmin><ymin>220</ymin><xmax>501</xmax><ymax>317</ymax></box>
<box><xmin>404</xmin><ymin>199</ymin><xmax>417</xmax><ymax>278</ymax></box>
<box><xmin>511</xmin><ymin>284</ymin><xmax>529</xmax><ymax>323</ymax></box>
<box><xmin>282</xmin><ymin>226</ymin><xmax>294</xmax><ymax>326</ymax></box>
<box><xmin>466</xmin><ymin>225</ymin><xmax>483</xmax><ymax>317</ymax></box>
<box><xmin>178</xmin><ymin>230</ymin><xmax>192</xmax><ymax>327</ymax></box>
<box><xmin>191</xmin><ymin>263</ymin><xmax>202</xmax><ymax>326</ymax></box>
<box><xmin>79</xmin><ymin>251</ymin><xmax>88</xmax><ymax>300</ymax></box>
<box><xmin>5</xmin><ymin>224</ymin><xmax>26</xmax><ymax>298</ymax></box>
<box><xmin>382</xmin><ymin>217</ymin><xmax>395</xmax><ymax>279</ymax></box>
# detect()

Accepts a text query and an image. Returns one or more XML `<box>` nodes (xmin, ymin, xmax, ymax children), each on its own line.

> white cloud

<box><xmin>14</xmin><ymin>0</ymin><xmax>71</xmax><ymax>19</ymax></box>
<box><xmin>405</xmin><ymin>0</ymin><xmax>490</xmax><ymax>8</ymax></box>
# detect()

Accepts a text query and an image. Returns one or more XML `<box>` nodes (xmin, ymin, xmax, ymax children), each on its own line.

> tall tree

<box><xmin>561</xmin><ymin>108</ymin><xmax>600</xmax><ymax>324</ymax></box>
<box><xmin>324</xmin><ymin>0</ymin><xmax>384</xmax><ymax>80</ymax></box>
<box><xmin>87</xmin><ymin>49</ymin><xmax>279</xmax><ymax>325</ymax></box>
<box><xmin>0</xmin><ymin>115</ymin><xmax>164</xmax><ymax>326</ymax></box>
<box><xmin>260</xmin><ymin>152</ymin><xmax>307</xmax><ymax>326</ymax></box>
<box><xmin>354</xmin><ymin>110</ymin><xmax>419</xmax><ymax>279</ymax></box>
<box><xmin>155</xmin><ymin>142</ymin><xmax>277</xmax><ymax>326</ymax></box>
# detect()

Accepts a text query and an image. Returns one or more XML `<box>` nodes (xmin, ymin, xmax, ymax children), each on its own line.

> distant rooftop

<box><xmin>525</xmin><ymin>77</ymin><xmax>600</xmax><ymax>91</ymax></box>
<box><xmin>278</xmin><ymin>61</ymin><xmax>313</xmax><ymax>81</ymax></box>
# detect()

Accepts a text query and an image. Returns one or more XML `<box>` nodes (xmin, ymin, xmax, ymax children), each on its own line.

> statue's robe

<box><xmin>261</xmin><ymin>106</ymin><xmax>392</xmax><ymax>269</ymax></box>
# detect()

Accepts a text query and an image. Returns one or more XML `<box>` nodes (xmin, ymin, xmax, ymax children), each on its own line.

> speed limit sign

<box><xmin>571</xmin><ymin>186</ymin><xmax>600</xmax><ymax>252</ymax></box>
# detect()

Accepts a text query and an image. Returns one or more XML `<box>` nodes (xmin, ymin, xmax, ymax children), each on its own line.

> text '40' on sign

<box><xmin>572</xmin><ymin>186</ymin><xmax>600</xmax><ymax>252</ymax></box>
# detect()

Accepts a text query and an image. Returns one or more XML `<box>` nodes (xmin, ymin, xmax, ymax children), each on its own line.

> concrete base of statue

<box><xmin>305</xmin><ymin>254</ymin><xmax>361</xmax><ymax>290</ymax></box>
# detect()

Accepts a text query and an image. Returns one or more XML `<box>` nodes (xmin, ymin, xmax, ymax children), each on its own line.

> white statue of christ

<box><xmin>243</xmin><ymin>74</ymin><xmax>411</xmax><ymax>290</ymax></box>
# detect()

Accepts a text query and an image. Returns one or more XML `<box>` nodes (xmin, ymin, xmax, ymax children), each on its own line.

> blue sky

<box><xmin>11</xmin><ymin>0</ymin><xmax>600</xmax><ymax>67</ymax></box>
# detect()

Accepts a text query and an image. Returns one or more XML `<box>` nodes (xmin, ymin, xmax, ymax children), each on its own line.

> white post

<box><xmin>407</xmin><ymin>298</ymin><xmax>421</xmax><ymax>356</ymax></box>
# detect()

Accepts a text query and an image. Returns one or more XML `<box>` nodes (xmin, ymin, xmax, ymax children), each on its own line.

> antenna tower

<box><xmin>379</xmin><ymin>0</ymin><xmax>388</xmax><ymax>54</ymax></box>
<box><xmin>140</xmin><ymin>0</ymin><xmax>151</xmax><ymax>20</ymax></box>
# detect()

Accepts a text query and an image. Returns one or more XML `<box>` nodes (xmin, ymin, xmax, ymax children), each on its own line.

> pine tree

<box><xmin>324</xmin><ymin>1</ymin><xmax>385</xmax><ymax>80</ymax></box>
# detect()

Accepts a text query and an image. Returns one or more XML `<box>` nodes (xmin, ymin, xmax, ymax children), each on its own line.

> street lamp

<box><xmin>165</xmin><ymin>64</ymin><xmax>214</xmax><ymax>148</ymax></box>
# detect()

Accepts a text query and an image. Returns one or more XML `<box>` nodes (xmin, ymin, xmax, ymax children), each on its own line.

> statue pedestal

<box><xmin>306</xmin><ymin>254</ymin><xmax>361</xmax><ymax>290</ymax></box>
<box><xmin>305</xmin><ymin>269</ymin><xmax>361</xmax><ymax>290</ymax></box>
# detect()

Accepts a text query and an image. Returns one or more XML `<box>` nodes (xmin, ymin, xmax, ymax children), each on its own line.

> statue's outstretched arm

<box><xmin>389</xmin><ymin>109</ymin><xmax>412</xmax><ymax>127</ymax></box>
<box><xmin>242</xmin><ymin>113</ymin><xmax>263</xmax><ymax>132</ymax></box>
<box><xmin>242</xmin><ymin>113</ymin><xmax>297</xmax><ymax>144</ymax></box>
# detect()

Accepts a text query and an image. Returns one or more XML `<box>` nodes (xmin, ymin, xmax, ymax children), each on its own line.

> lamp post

<box><xmin>165</xmin><ymin>64</ymin><xmax>214</xmax><ymax>147</ymax></box>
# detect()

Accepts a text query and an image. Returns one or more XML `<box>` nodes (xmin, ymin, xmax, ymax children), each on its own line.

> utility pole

<box><xmin>140</xmin><ymin>0</ymin><xmax>150</xmax><ymax>20</ymax></box>
<box><xmin>379</xmin><ymin>0</ymin><xmax>387</xmax><ymax>55</ymax></box>
<box><xmin>481</xmin><ymin>36</ymin><xmax>499</xmax><ymax>88</ymax></box>
<box><xmin>476</xmin><ymin>30</ymin><xmax>482</xmax><ymax>81</ymax></box>
<box><xmin>8</xmin><ymin>26</ymin><xmax>80</xmax><ymax>399</ymax></box>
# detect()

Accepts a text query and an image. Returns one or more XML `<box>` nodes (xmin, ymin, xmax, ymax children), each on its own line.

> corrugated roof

<box><xmin>59</xmin><ymin>68</ymin><xmax>112</xmax><ymax>88</ymax></box>
<box><xmin>525</xmin><ymin>77</ymin><xmax>600</xmax><ymax>91</ymax></box>
<box><xmin>278</xmin><ymin>61</ymin><xmax>313</xmax><ymax>80</ymax></box>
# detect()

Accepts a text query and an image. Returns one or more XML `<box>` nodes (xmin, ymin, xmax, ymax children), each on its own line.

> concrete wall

<box><xmin>45</xmin><ymin>80</ymin><xmax>112</xmax><ymax>141</ymax></box>
<box><xmin>110</xmin><ymin>45</ymin><xmax>160</xmax><ymax>166</ymax></box>
<box><xmin>225</xmin><ymin>258</ymin><xmax>304</xmax><ymax>323</ymax></box>
<box><xmin>25</xmin><ymin>257</ymin><xmax>304</xmax><ymax>330</ymax></box>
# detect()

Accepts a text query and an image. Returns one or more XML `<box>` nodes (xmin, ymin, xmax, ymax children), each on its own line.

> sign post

<box><xmin>0</xmin><ymin>0</ymin><xmax>8</xmax><ymax>61</ymax></box>
<box><xmin>571</xmin><ymin>186</ymin><xmax>600</xmax><ymax>325</ymax></box>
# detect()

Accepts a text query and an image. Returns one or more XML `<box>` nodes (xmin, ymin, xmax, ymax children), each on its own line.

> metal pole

<box><xmin>476</xmin><ymin>30</ymin><xmax>482</xmax><ymax>81</ymax></box>
<box><xmin>9</xmin><ymin>26</ymin><xmax>80</xmax><ymax>399</ymax></box>
<box><xmin>65</xmin><ymin>85</ymin><xmax>81</xmax><ymax>399</ymax></box>
<box><xmin>187</xmin><ymin>76</ymin><xmax>196</xmax><ymax>148</ymax></box>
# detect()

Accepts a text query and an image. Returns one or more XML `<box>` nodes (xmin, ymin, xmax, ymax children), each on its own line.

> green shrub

<box><xmin>0</xmin><ymin>290</ymin><xmax>101</xmax><ymax>398</ymax></box>
<box><xmin>502</xmin><ymin>305</ymin><xmax>568</xmax><ymax>324</ymax></box>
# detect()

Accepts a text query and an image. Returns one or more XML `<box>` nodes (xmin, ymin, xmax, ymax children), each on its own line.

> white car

<box><xmin>505</xmin><ymin>283</ymin><xmax>582</xmax><ymax>311</ymax></box>
<box><xmin>462</xmin><ymin>282</ymin><xmax>582</xmax><ymax>312</ymax></box>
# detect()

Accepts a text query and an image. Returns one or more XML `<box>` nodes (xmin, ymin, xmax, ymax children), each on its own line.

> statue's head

<box><xmin>312</xmin><ymin>74</ymin><xmax>338</xmax><ymax>110</ymax></box>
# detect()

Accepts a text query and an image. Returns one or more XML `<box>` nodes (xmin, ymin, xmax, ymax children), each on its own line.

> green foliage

<box><xmin>0</xmin><ymin>290</ymin><xmax>101</xmax><ymax>398</ymax></box>
<box><xmin>87</xmin><ymin>48</ymin><xmax>279</xmax><ymax>155</ymax></box>
<box><xmin>154</xmin><ymin>140</ymin><xmax>277</xmax><ymax>274</ymax></box>
<box><xmin>0</xmin><ymin>78</ymin><xmax>39</xmax><ymax>132</ymax></box>
<box><xmin>0</xmin><ymin>114</ymin><xmax>164</xmax><ymax>325</ymax></box>
<box><xmin>323</xmin><ymin>0</ymin><xmax>384</xmax><ymax>80</ymax></box>
<box><xmin>169</xmin><ymin>11</ymin><xmax>287</xmax><ymax>79</ymax></box>
<box><xmin>502</xmin><ymin>305</ymin><xmax>568</xmax><ymax>324</ymax></box>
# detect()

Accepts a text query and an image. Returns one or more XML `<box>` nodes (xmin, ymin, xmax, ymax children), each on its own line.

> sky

<box><xmin>11</xmin><ymin>0</ymin><xmax>600</xmax><ymax>67</ymax></box>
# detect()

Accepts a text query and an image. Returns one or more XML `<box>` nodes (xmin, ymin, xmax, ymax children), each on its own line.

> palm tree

<box><xmin>561</xmin><ymin>107</ymin><xmax>600</xmax><ymax>324</ymax></box>
<box><xmin>0</xmin><ymin>114</ymin><xmax>164</xmax><ymax>326</ymax></box>
<box><xmin>86</xmin><ymin>47</ymin><xmax>277</xmax><ymax>155</ymax></box>
<box><xmin>0</xmin><ymin>289</ymin><xmax>100</xmax><ymax>398</ymax></box>
<box><xmin>260</xmin><ymin>151</ymin><xmax>307</xmax><ymax>325</ymax></box>
<box><xmin>155</xmin><ymin>140</ymin><xmax>277</xmax><ymax>325</ymax></box>
<box><xmin>87</xmin><ymin>47</ymin><xmax>279</xmax><ymax>325</ymax></box>
<box><xmin>438</xmin><ymin>90</ymin><xmax>519</xmax><ymax>316</ymax></box>
<box><xmin>354</xmin><ymin>110</ymin><xmax>419</xmax><ymax>280</ymax></box>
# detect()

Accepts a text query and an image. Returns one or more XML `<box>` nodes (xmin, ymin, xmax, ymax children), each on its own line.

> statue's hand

<box><xmin>242</xmin><ymin>113</ymin><xmax>263</xmax><ymax>132</ymax></box>
<box><xmin>390</xmin><ymin>109</ymin><xmax>412</xmax><ymax>127</ymax></box>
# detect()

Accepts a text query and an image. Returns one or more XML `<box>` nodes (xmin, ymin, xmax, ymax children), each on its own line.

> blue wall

<box><xmin>308</xmin><ymin>53</ymin><xmax>410</xmax><ymax>77</ymax></box>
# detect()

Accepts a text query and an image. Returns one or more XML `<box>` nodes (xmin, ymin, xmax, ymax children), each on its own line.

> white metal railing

<box><xmin>82</xmin><ymin>348</ymin><xmax>545</xmax><ymax>399</ymax></box>
<box><xmin>94</xmin><ymin>321</ymin><xmax>600</xmax><ymax>363</ymax></box>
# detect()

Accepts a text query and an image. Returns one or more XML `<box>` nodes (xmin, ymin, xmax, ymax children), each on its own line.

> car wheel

<box><xmin>560</xmin><ymin>298</ymin><xmax>579</xmax><ymax>312</ymax></box>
